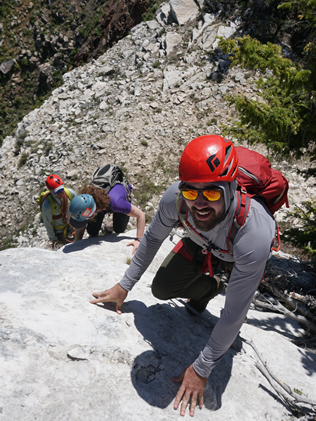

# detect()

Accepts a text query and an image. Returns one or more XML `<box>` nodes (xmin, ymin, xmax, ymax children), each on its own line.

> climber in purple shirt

<box><xmin>70</xmin><ymin>169</ymin><xmax>145</xmax><ymax>254</ymax></box>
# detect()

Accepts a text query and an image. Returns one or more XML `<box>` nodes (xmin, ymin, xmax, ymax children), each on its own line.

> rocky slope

<box><xmin>0</xmin><ymin>0</ymin><xmax>315</xmax><ymax>253</ymax></box>
<box><xmin>0</xmin><ymin>0</ymin><xmax>162</xmax><ymax>146</ymax></box>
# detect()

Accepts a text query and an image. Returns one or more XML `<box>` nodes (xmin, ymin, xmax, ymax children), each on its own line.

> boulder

<box><xmin>169</xmin><ymin>0</ymin><xmax>200</xmax><ymax>25</ymax></box>
<box><xmin>0</xmin><ymin>59</ymin><xmax>16</xmax><ymax>75</ymax></box>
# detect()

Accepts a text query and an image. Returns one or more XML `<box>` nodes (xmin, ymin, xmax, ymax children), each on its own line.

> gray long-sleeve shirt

<box><xmin>42</xmin><ymin>188</ymin><xmax>76</xmax><ymax>242</ymax></box>
<box><xmin>120</xmin><ymin>182</ymin><xmax>276</xmax><ymax>377</ymax></box>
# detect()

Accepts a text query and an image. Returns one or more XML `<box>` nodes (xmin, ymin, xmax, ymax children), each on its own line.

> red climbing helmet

<box><xmin>178</xmin><ymin>135</ymin><xmax>239</xmax><ymax>183</ymax></box>
<box><xmin>45</xmin><ymin>174</ymin><xmax>64</xmax><ymax>193</ymax></box>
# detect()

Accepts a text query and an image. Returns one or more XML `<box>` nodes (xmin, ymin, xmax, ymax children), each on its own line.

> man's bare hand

<box><xmin>90</xmin><ymin>283</ymin><xmax>128</xmax><ymax>314</ymax></box>
<box><xmin>172</xmin><ymin>364</ymin><xmax>207</xmax><ymax>417</ymax></box>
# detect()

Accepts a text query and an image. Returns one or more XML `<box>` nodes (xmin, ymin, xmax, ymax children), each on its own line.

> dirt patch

<box><xmin>279</xmin><ymin>241</ymin><xmax>314</xmax><ymax>265</ymax></box>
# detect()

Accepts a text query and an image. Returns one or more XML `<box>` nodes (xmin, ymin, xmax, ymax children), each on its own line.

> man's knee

<box><xmin>151</xmin><ymin>271</ymin><xmax>171</xmax><ymax>300</ymax></box>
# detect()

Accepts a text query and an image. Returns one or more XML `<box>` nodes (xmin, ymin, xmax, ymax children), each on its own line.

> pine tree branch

<box><xmin>243</xmin><ymin>339</ymin><xmax>316</xmax><ymax>409</ymax></box>
<box><xmin>267</xmin><ymin>284</ymin><xmax>316</xmax><ymax>319</ymax></box>
<box><xmin>252</xmin><ymin>291</ymin><xmax>316</xmax><ymax>333</ymax></box>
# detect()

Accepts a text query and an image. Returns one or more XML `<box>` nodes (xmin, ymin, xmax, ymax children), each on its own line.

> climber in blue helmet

<box><xmin>69</xmin><ymin>194</ymin><xmax>97</xmax><ymax>224</ymax></box>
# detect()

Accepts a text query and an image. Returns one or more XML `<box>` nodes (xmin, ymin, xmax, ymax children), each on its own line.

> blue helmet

<box><xmin>69</xmin><ymin>194</ymin><xmax>96</xmax><ymax>228</ymax></box>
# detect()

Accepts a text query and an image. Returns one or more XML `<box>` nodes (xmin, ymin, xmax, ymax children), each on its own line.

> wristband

<box><xmin>135</xmin><ymin>237</ymin><xmax>142</xmax><ymax>242</ymax></box>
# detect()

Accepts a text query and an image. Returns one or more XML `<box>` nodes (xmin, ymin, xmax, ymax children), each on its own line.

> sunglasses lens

<box><xmin>182</xmin><ymin>188</ymin><xmax>221</xmax><ymax>201</ymax></box>
<box><xmin>182</xmin><ymin>190</ymin><xmax>198</xmax><ymax>201</ymax></box>
<box><xmin>203</xmin><ymin>190</ymin><xmax>221</xmax><ymax>201</ymax></box>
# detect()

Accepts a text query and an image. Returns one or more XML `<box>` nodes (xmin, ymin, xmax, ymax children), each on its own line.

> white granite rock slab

<box><xmin>0</xmin><ymin>231</ymin><xmax>315</xmax><ymax>420</ymax></box>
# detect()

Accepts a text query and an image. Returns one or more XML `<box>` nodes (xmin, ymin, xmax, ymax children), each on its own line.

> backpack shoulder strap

<box><xmin>175</xmin><ymin>190</ymin><xmax>186</xmax><ymax>217</ymax></box>
<box><xmin>111</xmin><ymin>179</ymin><xmax>132</xmax><ymax>203</ymax></box>
<box><xmin>226</xmin><ymin>189</ymin><xmax>251</xmax><ymax>252</ymax></box>
<box><xmin>64</xmin><ymin>187</ymin><xmax>73</xmax><ymax>201</ymax></box>
<box><xmin>39</xmin><ymin>191</ymin><xmax>51</xmax><ymax>211</ymax></box>
<box><xmin>235</xmin><ymin>188</ymin><xmax>251</xmax><ymax>228</ymax></box>
<box><xmin>46</xmin><ymin>194</ymin><xmax>56</xmax><ymax>215</ymax></box>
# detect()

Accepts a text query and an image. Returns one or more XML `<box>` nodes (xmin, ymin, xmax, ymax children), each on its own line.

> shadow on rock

<box><xmin>118</xmin><ymin>300</ymin><xmax>241</xmax><ymax>411</ymax></box>
<box><xmin>297</xmin><ymin>347</ymin><xmax>316</xmax><ymax>377</ymax></box>
<box><xmin>245</xmin><ymin>313</ymin><xmax>304</xmax><ymax>341</ymax></box>
<box><xmin>61</xmin><ymin>233</ymin><xmax>134</xmax><ymax>253</ymax></box>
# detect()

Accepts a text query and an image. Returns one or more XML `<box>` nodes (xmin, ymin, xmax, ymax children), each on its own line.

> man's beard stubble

<box><xmin>188</xmin><ymin>206</ymin><xmax>225</xmax><ymax>232</ymax></box>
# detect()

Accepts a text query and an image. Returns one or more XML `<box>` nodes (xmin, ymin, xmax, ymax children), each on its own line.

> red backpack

<box><xmin>236</xmin><ymin>146</ymin><xmax>289</xmax><ymax>214</ymax></box>
<box><xmin>227</xmin><ymin>146</ymin><xmax>289</xmax><ymax>252</ymax></box>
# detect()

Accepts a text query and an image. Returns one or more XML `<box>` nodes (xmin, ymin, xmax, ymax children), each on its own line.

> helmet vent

<box><xmin>231</xmin><ymin>164</ymin><xmax>238</xmax><ymax>178</ymax></box>
<box><xmin>222</xmin><ymin>159</ymin><xmax>235</xmax><ymax>177</ymax></box>
<box><xmin>224</xmin><ymin>145</ymin><xmax>232</xmax><ymax>163</ymax></box>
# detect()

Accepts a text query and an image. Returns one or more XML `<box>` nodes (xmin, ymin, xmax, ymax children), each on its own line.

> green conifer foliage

<box><xmin>218</xmin><ymin>0</ymin><xmax>316</xmax><ymax>260</ymax></box>
<box><xmin>218</xmin><ymin>34</ymin><xmax>315</xmax><ymax>162</ymax></box>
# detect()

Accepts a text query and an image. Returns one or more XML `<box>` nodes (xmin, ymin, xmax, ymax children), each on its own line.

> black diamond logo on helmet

<box><xmin>206</xmin><ymin>154</ymin><xmax>220</xmax><ymax>172</ymax></box>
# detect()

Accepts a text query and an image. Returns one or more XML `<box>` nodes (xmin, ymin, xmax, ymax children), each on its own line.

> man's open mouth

<box><xmin>194</xmin><ymin>208</ymin><xmax>214</xmax><ymax>220</ymax></box>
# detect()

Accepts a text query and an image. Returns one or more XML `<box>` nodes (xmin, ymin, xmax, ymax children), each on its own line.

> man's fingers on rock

<box><xmin>189</xmin><ymin>393</ymin><xmax>198</xmax><ymax>416</ymax></box>
<box><xmin>180</xmin><ymin>395</ymin><xmax>190</xmax><ymax>416</ymax></box>
<box><xmin>92</xmin><ymin>291</ymin><xmax>106</xmax><ymax>298</ymax></box>
<box><xmin>90</xmin><ymin>297</ymin><xmax>105</xmax><ymax>304</ymax></box>
<box><xmin>90</xmin><ymin>294</ymin><xmax>110</xmax><ymax>304</ymax></box>
<box><xmin>174</xmin><ymin>385</ymin><xmax>185</xmax><ymax>409</ymax></box>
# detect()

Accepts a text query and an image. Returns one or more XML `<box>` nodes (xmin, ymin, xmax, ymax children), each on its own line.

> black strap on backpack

<box><xmin>91</xmin><ymin>164</ymin><xmax>132</xmax><ymax>202</ymax></box>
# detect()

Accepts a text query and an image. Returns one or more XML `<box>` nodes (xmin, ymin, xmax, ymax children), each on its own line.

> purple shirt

<box><xmin>108</xmin><ymin>184</ymin><xmax>132</xmax><ymax>215</ymax></box>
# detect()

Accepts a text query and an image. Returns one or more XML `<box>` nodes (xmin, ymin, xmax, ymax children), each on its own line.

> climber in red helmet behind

<box><xmin>41</xmin><ymin>174</ymin><xmax>76</xmax><ymax>249</ymax></box>
<box><xmin>90</xmin><ymin>135</ymin><xmax>277</xmax><ymax>416</ymax></box>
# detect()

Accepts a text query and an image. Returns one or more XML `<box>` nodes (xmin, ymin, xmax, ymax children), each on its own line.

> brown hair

<box><xmin>80</xmin><ymin>184</ymin><xmax>111</xmax><ymax>211</ymax></box>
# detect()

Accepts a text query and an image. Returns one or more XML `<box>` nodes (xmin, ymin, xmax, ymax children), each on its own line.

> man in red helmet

<box><xmin>90</xmin><ymin>135</ymin><xmax>276</xmax><ymax>416</ymax></box>
<box><xmin>42</xmin><ymin>174</ymin><xmax>76</xmax><ymax>248</ymax></box>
